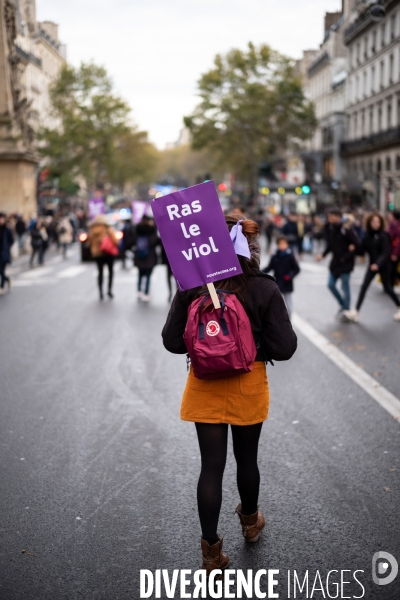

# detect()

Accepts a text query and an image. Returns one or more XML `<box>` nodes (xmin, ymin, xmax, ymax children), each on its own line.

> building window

<box><xmin>378</xmin><ymin>105</ymin><xmax>382</xmax><ymax>130</ymax></box>
<box><xmin>396</xmin><ymin>155</ymin><xmax>400</xmax><ymax>170</ymax></box>
<box><xmin>356</xmin><ymin>42</ymin><xmax>360</xmax><ymax>65</ymax></box>
<box><xmin>364</xmin><ymin>36</ymin><xmax>368</xmax><ymax>60</ymax></box>
<box><xmin>372</xmin><ymin>29</ymin><xmax>376</xmax><ymax>53</ymax></box>
<box><xmin>386</xmin><ymin>157</ymin><xmax>392</xmax><ymax>171</ymax></box>
<box><xmin>390</xmin><ymin>14</ymin><xmax>396</xmax><ymax>40</ymax></box>
<box><xmin>381</xmin><ymin>23</ymin><xmax>386</xmax><ymax>47</ymax></box>
<box><xmin>371</xmin><ymin>65</ymin><xmax>375</xmax><ymax>93</ymax></box>
<box><xmin>389</xmin><ymin>54</ymin><xmax>394</xmax><ymax>83</ymax></box>
<box><xmin>361</xmin><ymin>109</ymin><xmax>366</xmax><ymax>136</ymax></box>
<box><xmin>380</xmin><ymin>60</ymin><xmax>385</xmax><ymax>89</ymax></box>
<box><xmin>356</xmin><ymin>75</ymin><xmax>359</xmax><ymax>99</ymax></box>
<box><xmin>354</xmin><ymin>112</ymin><xmax>358</xmax><ymax>138</ymax></box>
<box><xmin>363</xmin><ymin>71</ymin><xmax>367</xmax><ymax>96</ymax></box>
<box><xmin>387</xmin><ymin>101</ymin><xmax>392</xmax><ymax>128</ymax></box>
<box><xmin>369</xmin><ymin>106</ymin><xmax>374</xmax><ymax>133</ymax></box>
<box><xmin>368</xmin><ymin>160</ymin><xmax>373</xmax><ymax>175</ymax></box>
<box><xmin>377</xmin><ymin>159</ymin><xmax>382</xmax><ymax>173</ymax></box>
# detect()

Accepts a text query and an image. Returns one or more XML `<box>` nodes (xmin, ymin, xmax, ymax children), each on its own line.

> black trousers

<box><xmin>356</xmin><ymin>266</ymin><xmax>400</xmax><ymax>311</ymax></box>
<box><xmin>0</xmin><ymin>260</ymin><xmax>9</xmax><ymax>288</ymax></box>
<box><xmin>95</xmin><ymin>256</ymin><xmax>114</xmax><ymax>292</ymax></box>
<box><xmin>390</xmin><ymin>259</ymin><xmax>399</xmax><ymax>287</ymax></box>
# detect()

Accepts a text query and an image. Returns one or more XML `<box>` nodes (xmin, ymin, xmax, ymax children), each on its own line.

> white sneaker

<box><xmin>343</xmin><ymin>309</ymin><xmax>359</xmax><ymax>322</ymax></box>
<box><xmin>142</xmin><ymin>294</ymin><xmax>151</xmax><ymax>302</ymax></box>
<box><xmin>0</xmin><ymin>288</ymin><xmax>4</xmax><ymax>296</ymax></box>
<box><xmin>137</xmin><ymin>291</ymin><xmax>144</xmax><ymax>300</ymax></box>
<box><xmin>393</xmin><ymin>308</ymin><xmax>400</xmax><ymax>322</ymax></box>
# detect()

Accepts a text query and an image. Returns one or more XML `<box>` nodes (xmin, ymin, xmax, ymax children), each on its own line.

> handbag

<box><xmin>100</xmin><ymin>235</ymin><xmax>118</xmax><ymax>256</ymax></box>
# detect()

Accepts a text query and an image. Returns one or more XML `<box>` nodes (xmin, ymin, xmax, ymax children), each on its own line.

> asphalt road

<box><xmin>0</xmin><ymin>246</ymin><xmax>399</xmax><ymax>600</ymax></box>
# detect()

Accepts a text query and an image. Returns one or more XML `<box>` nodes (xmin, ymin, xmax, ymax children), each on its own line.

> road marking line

<box><xmin>20</xmin><ymin>266</ymin><xmax>54</xmax><ymax>279</ymax></box>
<box><xmin>292</xmin><ymin>312</ymin><xmax>400</xmax><ymax>420</ymax></box>
<box><xmin>57</xmin><ymin>265</ymin><xmax>88</xmax><ymax>278</ymax></box>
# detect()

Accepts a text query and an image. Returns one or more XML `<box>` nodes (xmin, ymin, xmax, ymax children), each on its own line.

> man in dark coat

<box><xmin>316</xmin><ymin>209</ymin><xmax>359</xmax><ymax>320</ymax></box>
<box><xmin>0</xmin><ymin>213</ymin><xmax>14</xmax><ymax>294</ymax></box>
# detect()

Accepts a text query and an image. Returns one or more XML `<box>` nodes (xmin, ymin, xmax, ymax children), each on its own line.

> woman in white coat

<box><xmin>57</xmin><ymin>217</ymin><xmax>73</xmax><ymax>259</ymax></box>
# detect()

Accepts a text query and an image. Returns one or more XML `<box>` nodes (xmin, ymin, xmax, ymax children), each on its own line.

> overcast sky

<box><xmin>36</xmin><ymin>0</ymin><xmax>341</xmax><ymax>149</ymax></box>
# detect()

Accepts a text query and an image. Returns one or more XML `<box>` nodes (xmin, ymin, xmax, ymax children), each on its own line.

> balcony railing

<box><xmin>14</xmin><ymin>44</ymin><xmax>42</xmax><ymax>67</ymax></box>
<box><xmin>341</xmin><ymin>125</ymin><xmax>400</xmax><ymax>155</ymax></box>
<box><xmin>307</xmin><ymin>51</ymin><xmax>329</xmax><ymax>76</ymax></box>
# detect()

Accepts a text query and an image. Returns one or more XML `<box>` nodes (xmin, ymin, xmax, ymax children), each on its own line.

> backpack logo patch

<box><xmin>206</xmin><ymin>321</ymin><xmax>220</xmax><ymax>336</ymax></box>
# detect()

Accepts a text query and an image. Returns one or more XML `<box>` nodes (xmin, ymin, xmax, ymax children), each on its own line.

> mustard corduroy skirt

<box><xmin>180</xmin><ymin>361</ymin><xmax>270</xmax><ymax>426</ymax></box>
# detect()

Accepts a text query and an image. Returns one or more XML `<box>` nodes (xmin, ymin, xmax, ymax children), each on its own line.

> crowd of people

<box><xmin>1</xmin><ymin>204</ymin><xmax>400</xmax><ymax>321</ymax></box>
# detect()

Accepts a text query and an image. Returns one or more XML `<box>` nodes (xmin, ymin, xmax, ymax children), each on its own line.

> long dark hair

<box><xmin>365</xmin><ymin>212</ymin><xmax>385</xmax><ymax>232</ymax></box>
<box><xmin>208</xmin><ymin>214</ymin><xmax>260</xmax><ymax>300</ymax></box>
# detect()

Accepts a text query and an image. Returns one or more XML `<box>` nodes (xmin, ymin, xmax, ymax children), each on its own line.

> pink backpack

<box><xmin>184</xmin><ymin>290</ymin><xmax>257</xmax><ymax>380</ymax></box>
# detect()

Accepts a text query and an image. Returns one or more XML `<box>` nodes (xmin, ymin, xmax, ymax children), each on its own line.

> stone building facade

<box><xmin>298</xmin><ymin>12</ymin><xmax>348</xmax><ymax>205</ymax></box>
<box><xmin>0</xmin><ymin>0</ymin><xmax>66</xmax><ymax>218</ymax></box>
<box><xmin>341</xmin><ymin>0</ymin><xmax>400</xmax><ymax>210</ymax></box>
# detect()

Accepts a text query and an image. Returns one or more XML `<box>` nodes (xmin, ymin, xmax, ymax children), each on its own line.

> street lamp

<box><xmin>369</xmin><ymin>2</ymin><xmax>386</xmax><ymax>22</ymax></box>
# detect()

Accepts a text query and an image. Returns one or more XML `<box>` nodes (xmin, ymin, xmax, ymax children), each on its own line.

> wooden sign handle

<box><xmin>207</xmin><ymin>283</ymin><xmax>221</xmax><ymax>309</ymax></box>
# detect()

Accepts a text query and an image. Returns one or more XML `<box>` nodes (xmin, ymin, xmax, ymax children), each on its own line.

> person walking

<box><xmin>316</xmin><ymin>209</ymin><xmax>359</xmax><ymax>321</ymax></box>
<box><xmin>30</xmin><ymin>220</ymin><xmax>46</xmax><ymax>267</ymax></box>
<box><xmin>344</xmin><ymin>213</ymin><xmax>400</xmax><ymax>322</ymax></box>
<box><xmin>0</xmin><ymin>213</ymin><xmax>14</xmax><ymax>295</ymax></box>
<box><xmin>121</xmin><ymin>218</ymin><xmax>135</xmax><ymax>269</ymax></box>
<box><xmin>262</xmin><ymin>235</ymin><xmax>300</xmax><ymax>317</ymax></box>
<box><xmin>282</xmin><ymin>212</ymin><xmax>299</xmax><ymax>253</ymax></box>
<box><xmin>387</xmin><ymin>210</ymin><xmax>400</xmax><ymax>288</ymax></box>
<box><xmin>162</xmin><ymin>215</ymin><xmax>297</xmax><ymax>575</ymax></box>
<box><xmin>15</xmin><ymin>215</ymin><xmax>26</xmax><ymax>251</ymax></box>
<box><xmin>57</xmin><ymin>216</ymin><xmax>73</xmax><ymax>259</ymax></box>
<box><xmin>161</xmin><ymin>242</ymin><xmax>175</xmax><ymax>302</ymax></box>
<box><xmin>88</xmin><ymin>215</ymin><xmax>119</xmax><ymax>300</ymax></box>
<box><xmin>133</xmin><ymin>216</ymin><xmax>159</xmax><ymax>301</ymax></box>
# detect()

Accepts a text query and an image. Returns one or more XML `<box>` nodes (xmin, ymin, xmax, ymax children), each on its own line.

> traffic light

<box><xmin>302</xmin><ymin>185</ymin><xmax>311</xmax><ymax>194</ymax></box>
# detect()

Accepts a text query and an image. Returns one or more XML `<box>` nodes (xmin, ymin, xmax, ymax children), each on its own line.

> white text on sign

<box><xmin>166</xmin><ymin>200</ymin><xmax>220</xmax><ymax>262</ymax></box>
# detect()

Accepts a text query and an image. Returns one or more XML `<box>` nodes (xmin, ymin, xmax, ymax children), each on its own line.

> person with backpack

<box><xmin>344</xmin><ymin>213</ymin><xmax>400</xmax><ymax>322</ymax></box>
<box><xmin>262</xmin><ymin>235</ymin><xmax>300</xmax><ymax>317</ymax></box>
<box><xmin>316</xmin><ymin>209</ymin><xmax>359</xmax><ymax>321</ymax></box>
<box><xmin>88</xmin><ymin>215</ymin><xmax>119</xmax><ymax>300</ymax></box>
<box><xmin>162</xmin><ymin>215</ymin><xmax>297</xmax><ymax>576</ymax></box>
<box><xmin>133</xmin><ymin>215</ymin><xmax>159</xmax><ymax>301</ymax></box>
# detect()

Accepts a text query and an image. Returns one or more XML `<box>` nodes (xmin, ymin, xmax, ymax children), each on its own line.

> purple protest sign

<box><xmin>88</xmin><ymin>197</ymin><xmax>105</xmax><ymax>220</ymax></box>
<box><xmin>132</xmin><ymin>201</ymin><xmax>147</xmax><ymax>224</ymax></box>
<box><xmin>152</xmin><ymin>181</ymin><xmax>242</xmax><ymax>291</ymax></box>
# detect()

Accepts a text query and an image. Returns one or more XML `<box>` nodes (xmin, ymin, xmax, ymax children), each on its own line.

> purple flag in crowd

<box><xmin>88</xmin><ymin>197</ymin><xmax>105</xmax><ymax>220</ymax></box>
<box><xmin>151</xmin><ymin>181</ymin><xmax>242</xmax><ymax>291</ymax></box>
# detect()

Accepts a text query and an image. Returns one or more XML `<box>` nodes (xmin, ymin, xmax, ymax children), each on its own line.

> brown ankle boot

<box><xmin>236</xmin><ymin>504</ymin><xmax>265</xmax><ymax>542</ymax></box>
<box><xmin>201</xmin><ymin>536</ymin><xmax>230</xmax><ymax>576</ymax></box>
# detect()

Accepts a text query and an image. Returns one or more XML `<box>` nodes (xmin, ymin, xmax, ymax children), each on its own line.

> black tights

<box><xmin>356</xmin><ymin>266</ymin><xmax>400</xmax><ymax>311</ymax></box>
<box><xmin>195</xmin><ymin>422</ymin><xmax>263</xmax><ymax>545</ymax></box>
<box><xmin>96</xmin><ymin>256</ymin><xmax>114</xmax><ymax>293</ymax></box>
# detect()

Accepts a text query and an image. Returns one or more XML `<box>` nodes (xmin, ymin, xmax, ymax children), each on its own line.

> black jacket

<box><xmin>133</xmin><ymin>223</ymin><xmax>159</xmax><ymax>270</ymax></box>
<box><xmin>0</xmin><ymin>225</ymin><xmax>14</xmax><ymax>264</ymax></box>
<box><xmin>282</xmin><ymin>221</ymin><xmax>299</xmax><ymax>245</ymax></box>
<box><xmin>358</xmin><ymin>230</ymin><xmax>391</xmax><ymax>269</ymax></box>
<box><xmin>263</xmin><ymin>249</ymin><xmax>300</xmax><ymax>293</ymax></box>
<box><xmin>323</xmin><ymin>223</ymin><xmax>359</xmax><ymax>277</ymax></box>
<box><xmin>162</xmin><ymin>270</ymin><xmax>297</xmax><ymax>362</ymax></box>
